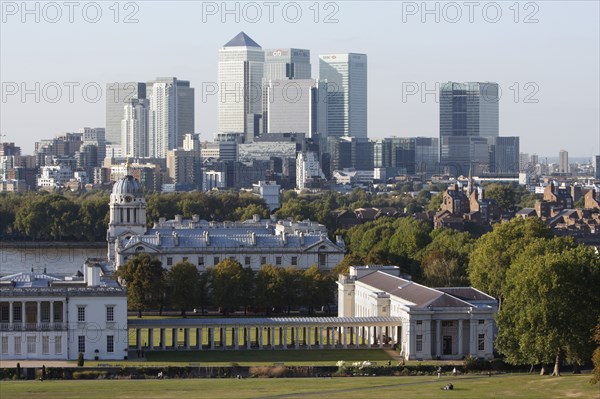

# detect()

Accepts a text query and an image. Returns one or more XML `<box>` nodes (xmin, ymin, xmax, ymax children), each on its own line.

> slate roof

<box><xmin>224</xmin><ymin>32</ymin><xmax>261</xmax><ymax>48</ymax></box>
<box><xmin>356</xmin><ymin>271</ymin><xmax>484</xmax><ymax>309</ymax></box>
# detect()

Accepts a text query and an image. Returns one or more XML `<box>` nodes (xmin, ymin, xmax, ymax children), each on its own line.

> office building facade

<box><xmin>319</xmin><ymin>53</ymin><xmax>367</xmax><ymax>139</ymax></box>
<box><xmin>105</xmin><ymin>82</ymin><xmax>146</xmax><ymax>145</ymax></box>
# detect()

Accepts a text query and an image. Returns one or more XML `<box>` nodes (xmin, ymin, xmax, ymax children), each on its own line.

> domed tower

<box><xmin>107</xmin><ymin>175</ymin><xmax>147</xmax><ymax>261</ymax></box>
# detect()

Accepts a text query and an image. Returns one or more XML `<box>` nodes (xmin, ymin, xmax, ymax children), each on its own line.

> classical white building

<box><xmin>108</xmin><ymin>175</ymin><xmax>345</xmax><ymax>270</ymax></box>
<box><xmin>338</xmin><ymin>266</ymin><xmax>497</xmax><ymax>360</ymax></box>
<box><xmin>0</xmin><ymin>260</ymin><xmax>127</xmax><ymax>360</ymax></box>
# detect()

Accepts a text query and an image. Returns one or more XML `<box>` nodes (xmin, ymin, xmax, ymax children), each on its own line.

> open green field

<box><xmin>0</xmin><ymin>374</ymin><xmax>597</xmax><ymax>399</ymax></box>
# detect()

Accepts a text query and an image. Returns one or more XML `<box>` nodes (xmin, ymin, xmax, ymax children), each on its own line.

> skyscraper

<box><xmin>439</xmin><ymin>82</ymin><xmax>499</xmax><ymax>176</ymax></box>
<box><xmin>319</xmin><ymin>53</ymin><xmax>367</xmax><ymax>139</ymax></box>
<box><xmin>105</xmin><ymin>82</ymin><xmax>146</xmax><ymax>145</ymax></box>
<box><xmin>147</xmin><ymin>77</ymin><xmax>195</xmax><ymax>158</ymax></box>
<box><xmin>218</xmin><ymin>32</ymin><xmax>264</xmax><ymax>142</ymax></box>
<box><xmin>121</xmin><ymin>98</ymin><xmax>149</xmax><ymax>158</ymax></box>
<box><xmin>491</xmin><ymin>136</ymin><xmax>519</xmax><ymax>174</ymax></box>
<box><xmin>559</xmin><ymin>150</ymin><xmax>569</xmax><ymax>174</ymax></box>
<box><xmin>263</xmin><ymin>48</ymin><xmax>311</xmax><ymax>81</ymax></box>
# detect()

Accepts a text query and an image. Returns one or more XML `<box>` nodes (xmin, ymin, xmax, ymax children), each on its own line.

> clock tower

<box><xmin>107</xmin><ymin>175</ymin><xmax>147</xmax><ymax>262</ymax></box>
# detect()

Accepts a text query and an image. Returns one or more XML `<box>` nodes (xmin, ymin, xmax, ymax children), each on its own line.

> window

<box><xmin>107</xmin><ymin>335</ymin><xmax>114</xmax><ymax>353</ymax></box>
<box><xmin>276</xmin><ymin>256</ymin><xmax>282</xmax><ymax>265</ymax></box>
<box><xmin>78</xmin><ymin>335</ymin><xmax>86</xmax><ymax>353</ymax></box>
<box><xmin>167</xmin><ymin>257</ymin><xmax>173</xmax><ymax>266</ymax></box>
<box><xmin>41</xmin><ymin>302</ymin><xmax>50</xmax><ymax>322</ymax></box>
<box><xmin>183</xmin><ymin>257</ymin><xmax>188</xmax><ymax>262</ymax></box>
<box><xmin>55</xmin><ymin>337</ymin><xmax>62</xmax><ymax>354</ymax></box>
<box><xmin>53</xmin><ymin>302</ymin><xmax>62</xmax><ymax>322</ymax></box>
<box><xmin>13</xmin><ymin>304</ymin><xmax>22</xmax><ymax>322</ymax></box>
<box><xmin>0</xmin><ymin>304</ymin><xmax>8</xmax><ymax>322</ymax></box>
<box><xmin>291</xmin><ymin>256</ymin><xmax>297</xmax><ymax>266</ymax></box>
<box><xmin>42</xmin><ymin>336</ymin><xmax>49</xmax><ymax>354</ymax></box>
<box><xmin>245</xmin><ymin>256</ymin><xmax>251</xmax><ymax>266</ymax></box>
<box><xmin>478</xmin><ymin>334</ymin><xmax>485</xmax><ymax>351</ymax></box>
<box><xmin>106</xmin><ymin>306</ymin><xmax>114</xmax><ymax>322</ymax></box>
<box><xmin>260</xmin><ymin>256</ymin><xmax>267</xmax><ymax>265</ymax></box>
<box><xmin>478</xmin><ymin>319</ymin><xmax>485</xmax><ymax>325</ymax></box>
<box><xmin>198</xmin><ymin>257</ymin><xmax>204</xmax><ymax>266</ymax></box>
<box><xmin>318</xmin><ymin>253</ymin><xmax>326</xmax><ymax>268</ymax></box>
<box><xmin>214</xmin><ymin>257</ymin><xmax>220</xmax><ymax>265</ymax></box>
<box><xmin>416</xmin><ymin>320</ymin><xmax>423</xmax><ymax>326</ymax></box>
<box><xmin>416</xmin><ymin>334</ymin><xmax>423</xmax><ymax>352</ymax></box>
<box><xmin>1</xmin><ymin>336</ymin><xmax>8</xmax><ymax>354</ymax></box>
<box><xmin>77</xmin><ymin>306</ymin><xmax>86</xmax><ymax>322</ymax></box>
<box><xmin>14</xmin><ymin>337</ymin><xmax>21</xmax><ymax>354</ymax></box>
<box><xmin>27</xmin><ymin>336</ymin><xmax>36</xmax><ymax>353</ymax></box>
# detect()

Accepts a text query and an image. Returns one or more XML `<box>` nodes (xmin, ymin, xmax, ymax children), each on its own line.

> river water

<box><xmin>0</xmin><ymin>245</ymin><xmax>106</xmax><ymax>276</ymax></box>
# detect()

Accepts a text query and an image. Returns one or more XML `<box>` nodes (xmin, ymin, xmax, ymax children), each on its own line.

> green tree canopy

<box><xmin>167</xmin><ymin>261</ymin><xmax>200</xmax><ymax>317</ymax></box>
<box><xmin>208</xmin><ymin>259</ymin><xmax>245</xmax><ymax>316</ymax></box>
<box><xmin>496</xmin><ymin>238</ymin><xmax>600</xmax><ymax>376</ymax></box>
<box><xmin>468</xmin><ymin>217</ymin><xmax>552</xmax><ymax>306</ymax></box>
<box><xmin>115</xmin><ymin>253</ymin><xmax>166</xmax><ymax>317</ymax></box>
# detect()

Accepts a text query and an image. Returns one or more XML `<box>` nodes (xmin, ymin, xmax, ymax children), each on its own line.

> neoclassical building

<box><xmin>0</xmin><ymin>259</ymin><xmax>127</xmax><ymax>360</ymax></box>
<box><xmin>337</xmin><ymin>266</ymin><xmax>497</xmax><ymax>360</ymax></box>
<box><xmin>108</xmin><ymin>175</ymin><xmax>345</xmax><ymax>270</ymax></box>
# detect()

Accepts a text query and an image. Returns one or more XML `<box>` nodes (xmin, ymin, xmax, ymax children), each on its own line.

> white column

<box><xmin>49</xmin><ymin>301</ymin><xmax>53</xmax><ymax>326</ymax></box>
<box><xmin>246</xmin><ymin>328</ymin><xmax>251</xmax><ymax>349</ymax></box>
<box><xmin>424</xmin><ymin>320</ymin><xmax>432</xmax><ymax>359</ymax></box>
<box><xmin>294</xmin><ymin>328</ymin><xmax>300</xmax><ymax>349</ymax></box>
<box><xmin>233</xmin><ymin>327</ymin><xmax>239</xmax><ymax>349</ymax></box>
<box><xmin>436</xmin><ymin>320</ymin><xmax>442</xmax><ymax>357</ymax></box>
<box><xmin>306</xmin><ymin>326</ymin><xmax>311</xmax><ymax>348</ymax></box>
<box><xmin>258</xmin><ymin>328</ymin><xmax>263</xmax><ymax>349</ymax></box>
<box><xmin>282</xmin><ymin>327</ymin><xmax>287</xmax><ymax>349</ymax></box>
<box><xmin>379</xmin><ymin>326</ymin><xmax>384</xmax><ymax>348</ymax></box>
<box><xmin>343</xmin><ymin>327</ymin><xmax>348</xmax><ymax>349</ymax></box>
<box><xmin>269</xmin><ymin>327</ymin><xmax>275</xmax><ymax>349</ymax></box>
<box><xmin>8</xmin><ymin>302</ymin><xmax>13</xmax><ymax>324</ymax></box>
<box><xmin>469</xmin><ymin>319</ymin><xmax>477</xmax><ymax>356</ymax></box>
<box><xmin>36</xmin><ymin>301</ymin><xmax>41</xmax><ymax>325</ymax></box>
<box><xmin>22</xmin><ymin>302</ymin><xmax>26</xmax><ymax>326</ymax></box>
<box><xmin>210</xmin><ymin>328</ymin><xmax>215</xmax><ymax>350</ymax></box>
<box><xmin>457</xmin><ymin>319</ymin><xmax>463</xmax><ymax>356</ymax></box>
<box><xmin>319</xmin><ymin>327</ymin><xmax>324</xmax><ymax>349</ymax></box>
<box><xmin>160</xmin><ymin>328</ymin><xmax>166</xmax><ymax>350</ymax></box>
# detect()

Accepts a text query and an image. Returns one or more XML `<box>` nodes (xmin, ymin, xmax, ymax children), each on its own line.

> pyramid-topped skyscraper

<box><xmin>218</xmin><ymin>32</ymin><xmax>264</xmax><ymax>142</ymax></box>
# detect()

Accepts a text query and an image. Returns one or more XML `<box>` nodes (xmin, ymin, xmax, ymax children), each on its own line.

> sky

<box><xmin>1</xmin><ymin>0</ymin><xmax>599</xmax><ymax>158</ymax></box>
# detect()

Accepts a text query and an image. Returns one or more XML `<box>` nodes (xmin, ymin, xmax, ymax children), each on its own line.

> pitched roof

<box><xmin>357</xmin><ymin>271</ymin><xmax>473</xmax><ymax>309</ymax></box>
<box><xmin>224</xmin><ymin>32</ymin><xmax>261</xmax><ymax>48</ymax></box>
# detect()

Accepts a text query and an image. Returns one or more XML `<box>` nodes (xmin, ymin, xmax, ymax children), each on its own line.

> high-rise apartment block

<box><xmin>105</xmin><ymin>82</ymin><xmax>146</xmax><ymax>145</ymax></box>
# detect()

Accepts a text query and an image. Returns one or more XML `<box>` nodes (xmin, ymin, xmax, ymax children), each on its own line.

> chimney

<box><xmin>253</xmin><ymin>214</ymin><xmax>260</xmax><ymax>222</ymax></box>
<box><xmin>155</xmin><ymin>231</ymin><xmax>161</xmax><ymax>245</ymax></box>
<box><xmin>175</xmin><ymin>214</ymin><xmax>182</xmax><ymax>224</ymax></box>
<box><xmin>299</xmin><ymin>232</ymin><xmax>304</xmax><ymax>246</ymax></box>
<box><xmin>86</xmin><ymin>262</ymin><xmax>101</xmax><ymax>287</ymax></box>
<box><xmin>173</xmin><ymin>232</ymin><xmax>179</xmax><ymax>246</ymax></box>
<box><xmin>204</xmin><ymin>231</ymin><xmax>210</xmax><ymax>246</ymax></box>
<box><xmin>251</xmin><ymin>232</ymin><xmax>256</xmax><ymax>246</ymax></box>
<box><xmin>282</xmin><ymin>232</ymin><xmax>287</xmax><ymax>245</ymax></box>
<box><xmin>192</xmin><ymin>214</ymin><xmax>199</xmax><ymax>222</ymax></box>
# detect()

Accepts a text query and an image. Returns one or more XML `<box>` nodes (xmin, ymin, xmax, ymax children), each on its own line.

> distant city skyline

<box><xmin>1</xmin><ymin>2</ymin><xmax>598</xmax><ymax>156</ymax></box>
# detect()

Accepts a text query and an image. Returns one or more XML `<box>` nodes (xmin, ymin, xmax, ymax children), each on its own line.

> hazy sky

<box><xmin>1</xmin><ymin>1</ymin><xmax>598</xmax><ymax>157</ymax></box>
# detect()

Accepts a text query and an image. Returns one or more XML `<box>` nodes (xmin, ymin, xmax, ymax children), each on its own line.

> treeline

<box><xmin>116</xmin><ymin>255</ymin><xmax>335</xmax><ymax>317</ymax></box>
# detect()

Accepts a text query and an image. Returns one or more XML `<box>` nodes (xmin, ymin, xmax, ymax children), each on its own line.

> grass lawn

<box><xmin>0</xmin><ymin>374</ymin><xmax>597</xmax><ymax>399</ymax></box>
<box><xmin>86</xmin><ymin>349</ymin><xmax>395</xmax><ymax>367</ymax></box>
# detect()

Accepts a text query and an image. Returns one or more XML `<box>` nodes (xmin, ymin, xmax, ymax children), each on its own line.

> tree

<box><xmin>114</xmin><ymin>254</ymin><xmax>166</xmax><ymax>317</ymax></box>
<box><xmin>496</xmin><ymin>238</ymin><xmax>600</xmax><ymax>376</ymax></box>
<box><xmin>484</xmin><ymin>184</ymin><xmax>516</xmax><ymax>213</ymax></box>
<box><xmin>167</xmin><ymin>261</ymin><xmax>200</xmax><ymax>317</ymax></box>
<box><xmin>303</xmin><ymin>265</ymin><xmax>335</xmax><ymax>314</ymax></box>
<box><xmin>591</xmin><ymin>319</ymin><xmax>600</xmax><ymax>384</ymax></box>
<box><xmin>280</xmin><ymin>267</ymin><xmax>304</xmax><ymax>314</ymax></box>
<box><xmin>233</xmin><ymin>203</ymin><xmax>269</xmax><ymax>221</ymax></box>
<box><xmin>468</xmin><ymin>218</ymin><xmax>552</xmax><ymax>308</ymax></box>
<box><xmin>420</xmin><ymin>229</ymin><xmax>473</xmax><ymax>287</ymax></box>
<box><xmin>426</xmin><ymin>192</ymin><xmax>444</xmax><ymax>212</ymax></box>
<box><xmin>254</xmin><ymin>264</ymin><xmax>284</xmax><ymax>315</ymax></box>
<box><xmin>387</xmin><ymin>218</ymin><xmax>432</xmax><ymax>270</ymax></box>
<box><xmin>209</xmin><ymin>259</ymin><xmax>245</xmax><ymax>315</ymax></box>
